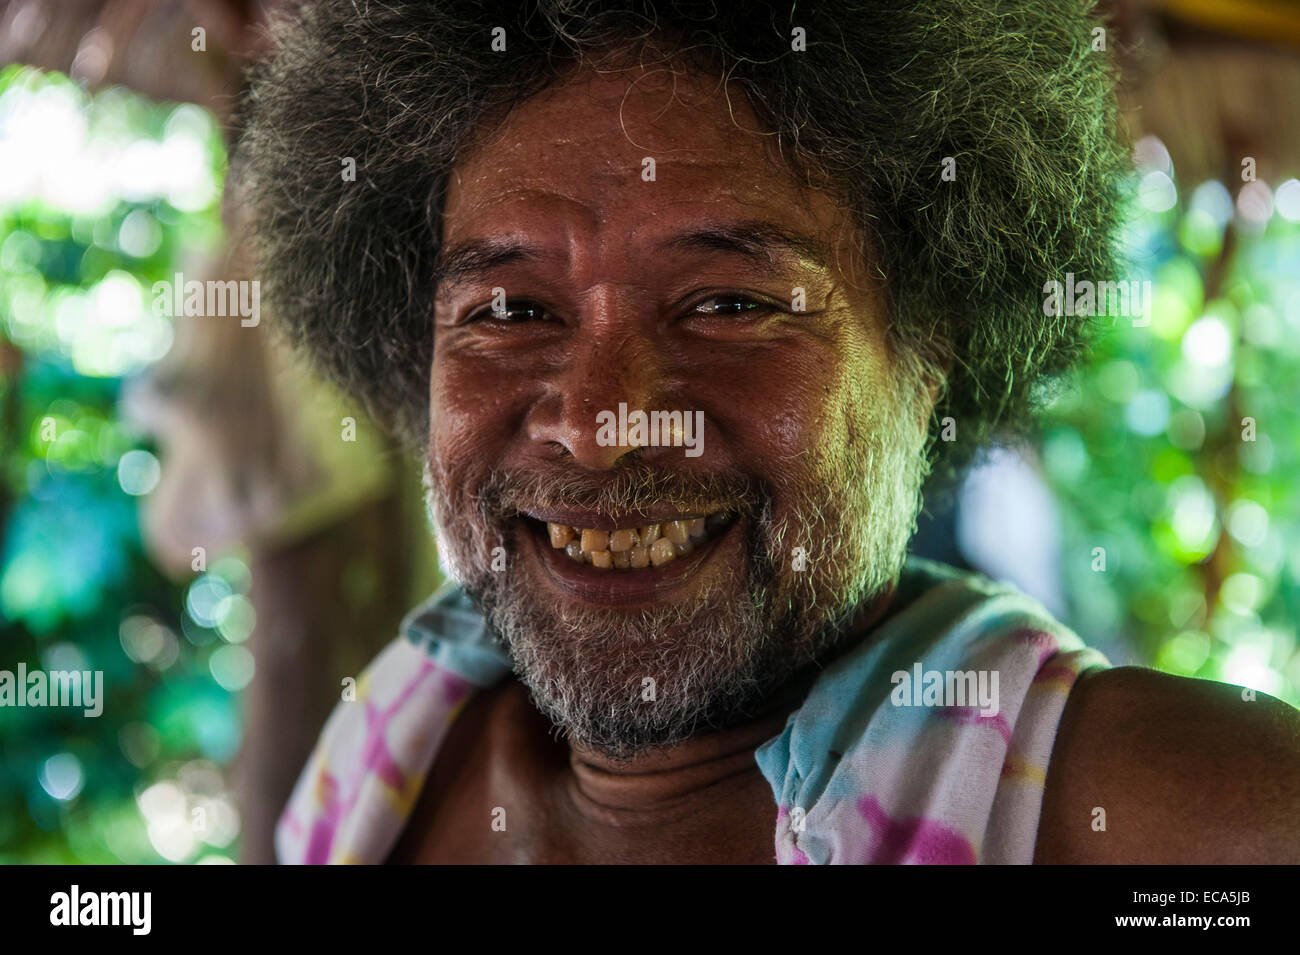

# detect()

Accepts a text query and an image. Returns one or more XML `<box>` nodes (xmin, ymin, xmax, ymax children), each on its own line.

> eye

<box><xmin>468</xmin><ymin>299</ymin><xmax>555</xmax><ymax>324</ymax></box>
<box><xmin>690</xmin><ymin>293</ymin><xmax>782</xmax><ymax>318</ymax></box>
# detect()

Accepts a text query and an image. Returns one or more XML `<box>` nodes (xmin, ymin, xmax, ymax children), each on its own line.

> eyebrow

<box><xmin>433</xmin><ymin>220</ymin><xmax>831</xmax><ymax>293</ymax></box>
<box><xmin>433</xmin><ymin>238</ymin><xmax>542</xmax><ymax>293</ymax></box>
<box><xmin>661</xmin><ymin>221</ymin><xmax>832</xmax><ymax>273</ymax></box>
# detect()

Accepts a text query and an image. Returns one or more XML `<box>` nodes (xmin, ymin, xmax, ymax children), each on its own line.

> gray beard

<box><xmin>423</xmin><ymin>359</ymin><xmax>933</xmax><ymax>759</ymax></box>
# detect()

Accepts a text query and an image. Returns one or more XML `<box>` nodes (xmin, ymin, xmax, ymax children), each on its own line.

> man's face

<box><xmin>426</xmin><ymin>62</ymin><xmax>935</xmax><ymax>757</ymax></box>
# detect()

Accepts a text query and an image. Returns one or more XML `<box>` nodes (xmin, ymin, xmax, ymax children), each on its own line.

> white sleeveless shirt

<box><xmin>275</xmin><ymin>556</ymin><xmax>1108</xmax><ymax>863</ymax></box>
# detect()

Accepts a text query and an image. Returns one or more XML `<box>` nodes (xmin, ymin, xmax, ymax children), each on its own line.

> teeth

<box><xmin>649</xmin><ymin>537</ymin><xmax>677</xmax><ymax>566</ymax></box>
<box><xmin>580</xmin><ymin>528</ymin><xmax>609</xmax><ymax>552</ymax></box>
<box><xmin>545</xmin><ymin>515</ymin><xmax>731</xmax><ymax>570</ymax></box>
<box><xmin>608</xmin><ymin>528</ymin><xmax>638</xmax><ymax>552</ymax></box>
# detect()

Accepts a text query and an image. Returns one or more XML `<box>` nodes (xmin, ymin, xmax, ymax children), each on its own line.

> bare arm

<box><xmin>1035</xmin><ymin>666</ymin><xmax>1300</xmax><ymax>863</ymax></box>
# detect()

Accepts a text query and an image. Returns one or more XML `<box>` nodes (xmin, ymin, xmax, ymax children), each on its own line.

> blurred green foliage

<box><xmin>0</xmin><ymin>66</ymin><xmax>239</xmax><ymax>863</ymax></box>
<box><xmin>1042</xmin><ymin>145</ymin><xmax>1300</xmax><ymax>705</ymax></box>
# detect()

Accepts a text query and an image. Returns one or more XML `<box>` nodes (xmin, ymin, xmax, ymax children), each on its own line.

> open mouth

<box><xmin>514</xmin><ymin>509</ymin><xmax>742</xmax><ymax>604</ymax></box>
<box><xmin>517</xmin><ymin>509</ymin><xmax>738</xmax><ymax>569</ymax></box>
<box><xmin>530</xmin><ymin>512</ymin><xmax>736</xmax><ymax>570</ymax></box>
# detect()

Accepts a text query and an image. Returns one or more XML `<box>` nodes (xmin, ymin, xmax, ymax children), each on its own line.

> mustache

<box><xmin>467</xmin><ymin>464</ymin><xmax>768</xmax><ymax>524</ymax></box>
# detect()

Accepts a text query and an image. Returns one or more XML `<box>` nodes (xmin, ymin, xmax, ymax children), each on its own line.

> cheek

<box><xmin>428</xmin><ymin>353</ymin><xmax>514</xmax><ymax>477</ymax></box>
<box><xmin>716</xmin><ymin>339</ymin><xmax>888</xmax><ymax>490</ymax></box>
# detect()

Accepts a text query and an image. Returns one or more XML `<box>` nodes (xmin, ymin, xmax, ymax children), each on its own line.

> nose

<box><xmin>527</xmin><ymin>293</ymin><xmax>665</xmax><ymax>470</ymax></box>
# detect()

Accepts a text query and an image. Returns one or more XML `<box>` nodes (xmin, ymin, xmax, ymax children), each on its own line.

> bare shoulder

<box><xmin>1034</xmin><ymin>665</ymin><xmax>1300</xmax><ymax>863</ymax></box>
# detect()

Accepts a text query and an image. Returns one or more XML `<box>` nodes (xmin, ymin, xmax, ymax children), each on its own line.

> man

<box><xmin>240</xmin><ymin>0</ymin><xmax>1300</xmax><ymax>863</ymax></box>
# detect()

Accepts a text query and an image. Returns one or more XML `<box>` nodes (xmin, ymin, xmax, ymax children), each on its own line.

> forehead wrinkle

<box><xmin>442</xmin><ymin>84</ymin><xmax>865</xmax><ymax>293</ymax></box>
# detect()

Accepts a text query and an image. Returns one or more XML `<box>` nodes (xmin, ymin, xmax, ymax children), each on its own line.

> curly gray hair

<box><xmin>237</xmin><ymin>0</ymin><xmax>1129</xmax><ymax>492</ymax></box>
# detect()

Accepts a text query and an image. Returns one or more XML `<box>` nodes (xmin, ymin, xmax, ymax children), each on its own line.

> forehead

<box><xmin>441</xmin><ymin>64</ymin><xmax>851</xmax><ymax>256</ymax></box>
